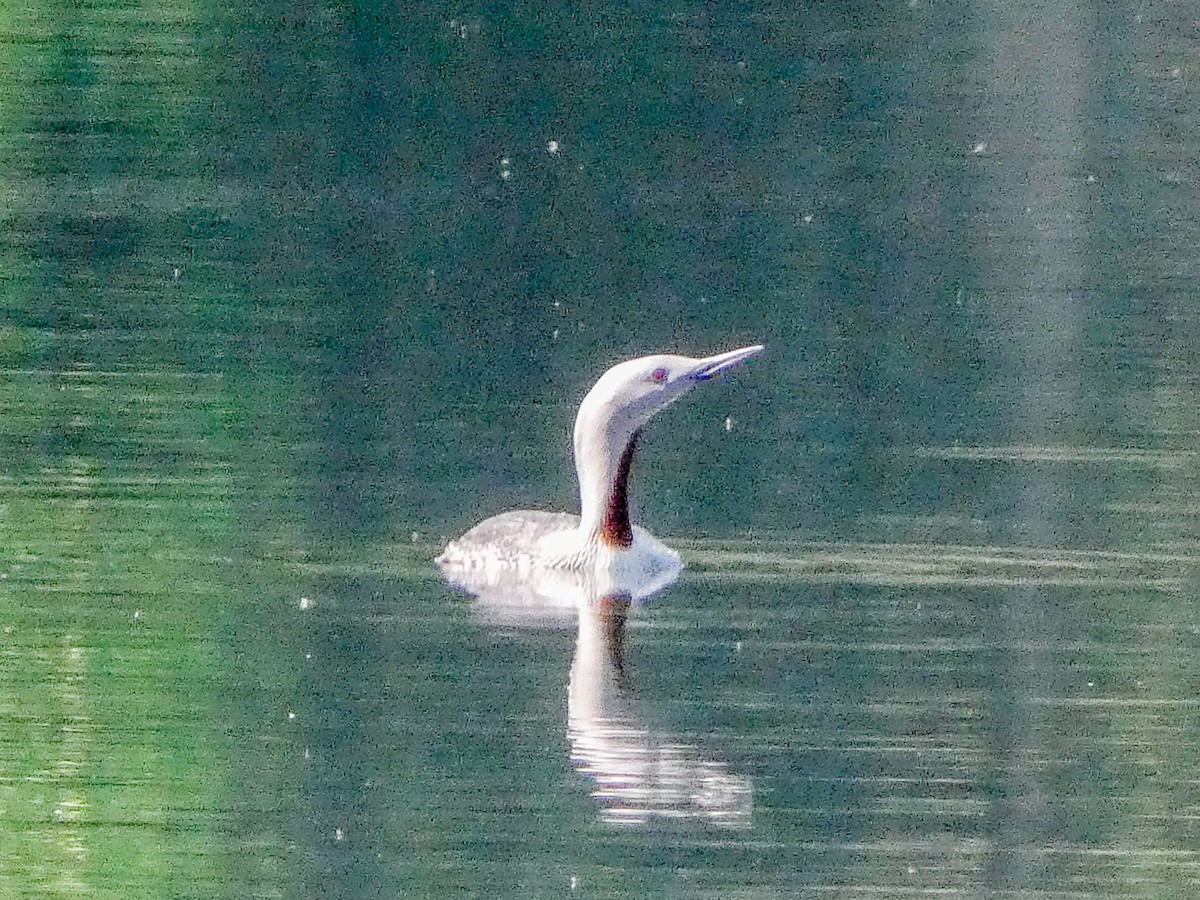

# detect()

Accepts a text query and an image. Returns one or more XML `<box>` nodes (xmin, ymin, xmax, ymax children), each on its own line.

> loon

<box><xmin>437</xmin><ymin>345</ymin><xmax>763</xmax><ymax>587</ymax></box>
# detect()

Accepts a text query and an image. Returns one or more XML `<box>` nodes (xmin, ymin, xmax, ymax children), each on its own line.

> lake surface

<box><xmin>3</xmin><ymin>1</ymin><xmax>1200</xmax><ymax>897</ymax></box>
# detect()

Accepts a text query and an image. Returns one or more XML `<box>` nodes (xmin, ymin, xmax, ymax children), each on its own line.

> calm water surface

<box><xmin>3</xmin><ymin>1</ymin><xmax>1200</xmax><ymax>897</ymax></box>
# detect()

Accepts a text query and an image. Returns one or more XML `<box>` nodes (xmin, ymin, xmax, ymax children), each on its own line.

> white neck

<box><xmin>573</xmin><ymin>407</ymin><xmax>638</xmax><ymax>548</ymax></box>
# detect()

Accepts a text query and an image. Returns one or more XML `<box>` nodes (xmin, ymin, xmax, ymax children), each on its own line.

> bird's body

<box><xmin>438</xmin><ymin>508</ymin><xmax>683</xmax><ymax>588</ymax></box>
<box><xmin>437</xmin><ymin>345</ymin><xmax>762</xmax><ymax>589</ymax></box>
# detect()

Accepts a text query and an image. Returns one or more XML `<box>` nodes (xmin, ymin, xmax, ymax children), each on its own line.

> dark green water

<box><xmin>3</xmin><ymin>1</ymin><xmax>1200</xmax><ymax>897</ymax></box>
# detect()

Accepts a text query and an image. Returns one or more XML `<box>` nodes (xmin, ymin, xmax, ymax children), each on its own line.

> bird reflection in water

<box><xmin>568</xmin><ymin>592</ymin><xmax>752</xmax><ymax>827</ymax></box>
<box><xmin>442</xmin><ymin>560</ymin><xmax>752</xmax><ymax>828</ymax></box>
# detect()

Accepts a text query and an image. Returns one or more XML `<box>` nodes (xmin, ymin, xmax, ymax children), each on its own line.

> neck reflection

<box><xmin>567</xmin><ymin>593</ymin><xmax>752</xmax><ymax>827</ymax></box>
<box><xmin>452</xmin><ymin>559</ymin><xmax>752</xmax><ymax>827</ymax></box>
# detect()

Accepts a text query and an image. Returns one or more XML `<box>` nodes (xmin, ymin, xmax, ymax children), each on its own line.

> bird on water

<box><xmin>437</xmin><ymin>345</ymin><xmax>763</xmax><ymax>588</ymax></box>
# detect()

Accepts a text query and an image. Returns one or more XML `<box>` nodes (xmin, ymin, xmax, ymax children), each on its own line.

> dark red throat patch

<box><xmin>599</xmin><ymin>593</ymin><xmax>632</xmax><ymax>684</ymax></box>
<box><xmin>599</xmin><ymin>433</ymin><xmax>638</xmax><ymax>548</ymax></box>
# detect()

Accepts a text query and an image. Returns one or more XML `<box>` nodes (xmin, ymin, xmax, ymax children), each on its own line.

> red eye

<box><xmin>650</xmin><ymin>367</ymin><xmax>668</xmax><ymax>384</ymax></box>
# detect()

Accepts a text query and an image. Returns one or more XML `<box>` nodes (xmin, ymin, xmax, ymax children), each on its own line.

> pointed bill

<box><xmin>689</xmin><ymin>344</ymin><xmax>765</xmax><ymax>382</ymax></box>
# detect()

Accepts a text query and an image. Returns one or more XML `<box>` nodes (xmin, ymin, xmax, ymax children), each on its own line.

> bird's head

<box><xmin>574</xmin><ymin>344</ymin><xmax>764</xmax><ymax>449</ymax></box>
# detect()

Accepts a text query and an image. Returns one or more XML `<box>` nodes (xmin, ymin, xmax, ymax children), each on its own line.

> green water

<box><xmin>3</xmin><ymin>0</ymin><xmax>1200</xmax><ymax>897</ymax></box>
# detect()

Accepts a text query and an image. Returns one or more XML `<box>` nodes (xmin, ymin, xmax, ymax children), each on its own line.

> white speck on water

<box><xmin>1087</xmin><ymin>681</ymin><xmax>1095</xmax><ymax>688</ymax></box>
<box><xmin>547</xmin><ymin>139</ymin><xmax>560</xmax><ymax>154</ymax></box>
<box><xmin>972</xmin><ymin>141</ymin><xmax>988</xmax><ymax>154</ymax></box>
<box><xmin>724</xmin><ymin>416</ymin><xmax>733</xmax><ymax>432</ymax></box>
<box><xmin>907</xmin><ymin>864</ymin><xmax>917</xmax><ymax>875</ymax></box>
<box><xmin>287</xmin><ymin>711</ymin><xmax>296</xmax><ymax>720</ymax></box>
<box><xmin>410</xmin><ymin>531</ymin><xmax>420</xmax><ymax>543</ymax></box>
<box><xmin>334</xmin><ymin>827</ymin><xmax>345</xmax><ymax>841</ymax></box>
<box><xmin>552</xmin><ymin>328</ymin><xmax>560</xmax><ymax>340</ymax></box>
<box><xmin>570</xmin><ymin>875</ymin><xmax>578</xmax><ymax>891</ymax></box>
<box><xmin>299</xmin><ymin>596</ymin><xmax>312</xmax><ymax>610</ymax></box>
<box><xmin>734</xmin><ymin>640</ymin><xmax>743</xmax><ymax>653</ymax></box>
<box><xmin>1086</xmin><ymin>173</ymin><xmax>1097</xmax><ymax>184</ymax></box>
<box><xmin>802</xmin><ymin>213</ymin><xmax>813</xmax><ymax>224</ymax></box>
<box><xmin>171</xmin><ymin>267</ymin><xmax>182</xmax><ymax>280</ymax></box>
